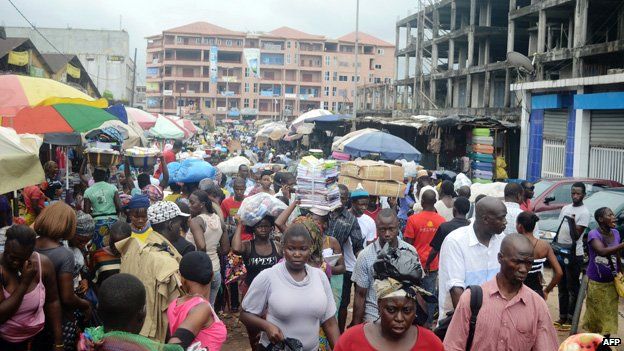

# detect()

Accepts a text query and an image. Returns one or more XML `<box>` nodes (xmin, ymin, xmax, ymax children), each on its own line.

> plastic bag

<box><xmin>454</xmin><ymin>173</ymin><xmax>472</xmax><ymax>190</ymax></box>
<box><xmin>169</xmin><ymin>159</ymin><xmax>216</xmax><ymax>184</ymax></box>
<box><xmin>237</xmin><ymin>193</ymin><xmax>287</xmax><ymax>226</ymax></box>
<box><xmin>266</xmin><ymin>338</ymin><xmax>304</xmax><ymax>351</ymax></box>
<box><xmin>373</xmin><ymin>243</ymin><xmax>424</xmax><ymax>285</ymax></box>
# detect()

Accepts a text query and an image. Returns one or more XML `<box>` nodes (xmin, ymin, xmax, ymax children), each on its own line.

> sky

<box><xmin>1</xmin><ymin>0</ymin><xmax>418</xmax><ymax>83</ymax></box>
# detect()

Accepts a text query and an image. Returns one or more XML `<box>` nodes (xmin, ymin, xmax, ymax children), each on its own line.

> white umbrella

<box><xmin>290</xmin><ymin>109</ymin><xmax>333</xmax><ymax>127</ymax></box>
<box><xmin>0</xmin><ymin>127</ymin><xmax>45</xmax><ymax>194</ymax></box>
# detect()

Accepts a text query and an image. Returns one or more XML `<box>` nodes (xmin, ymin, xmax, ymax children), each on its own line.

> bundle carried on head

<box><xmin>372</xmin><ymin>243</ymin><xmax>430</xmax><ymax>301</ymax></box>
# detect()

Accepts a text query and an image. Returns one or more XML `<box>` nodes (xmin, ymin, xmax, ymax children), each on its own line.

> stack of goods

<box><xmin>237</xmin><ymin>193</ymin><xmax>287</xmax><ymax>226</ymax></box>
<box><xmin>296</xmin><ymin>156</ymin><xmax>341</xmax><ymax>211</ymax></box>
<box><xmin>125</xmin><ymin>147</ymin><xmax>160</xmax><ymax>170</ymax></box>
<box><xmin>339</xmin><ymin>160</ymin><xmax>406</xmax><ymax>198</ymax></box>
<box><xmin>470</xmin><ymin>128</ymin><xmax>494</xmax><ymax>184</ymax></box>
<box><xmin>84</xmin><ymin>147</ymin><xmax>120</xmax><ymax>168</ymax></box>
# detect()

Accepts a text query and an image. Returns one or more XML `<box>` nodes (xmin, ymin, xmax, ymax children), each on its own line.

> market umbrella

<box><xmin>332</xmin><ymin>128</ymin><xmax>379</xmax><ymax>152</ymax></box>
<box><xmin>342</xmin><ymin>131</ymin><xmax>422</xmax><ymax>162</ymax></box>
<box><xmin>11</xmin><ymin>104</ymin><xmax>118</xmax><ymax>134</ymax></box>
<box><xmin>180</xmin><ymin>119</ymin><xmax>199</xmax><ymax>135</ymax></box>
<box><xmin>149</xmin><ymin>116</ymin><xmax>186</xmax><ymax>139</ymax></box>
<box><xmin>85</xmin><ymin>120</ymin><xmax>147</xmax><ymax>149</ymax></box>
<box><xmin>0</xmin><ymin>127</ymin><xmax>45</xmax><ymax>194</ymax></box>
<box><xmin>290</xmin><ymin>109</ymin><xmax>333</xmax><ymax>127</ymax></box>
<box><xmin>0</xmin><ymin>75</ymin><xmax>96</xmax><ymax>119</ymax></box>
<box><xmin>126</xmin><ymin>107</ymin><xmax>157</xmax><ymax>130</ymax></box>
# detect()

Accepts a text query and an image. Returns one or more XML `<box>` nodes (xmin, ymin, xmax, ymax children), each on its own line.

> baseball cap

<box><xmin>147</xmin><ymin>201</ymin><xmax>190</xmax><ymax>225</ymax></box>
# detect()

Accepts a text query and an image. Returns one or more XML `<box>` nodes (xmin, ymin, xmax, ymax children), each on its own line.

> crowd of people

<box><xmin>0</xmin><ymin>133</ymin><xmax>621</xmax><ymax>351</ymax></box>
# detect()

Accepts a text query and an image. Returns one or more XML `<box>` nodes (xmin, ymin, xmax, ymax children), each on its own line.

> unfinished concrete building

<box><xmin>510</xmin><ymin>0</ymin><xmax>624</xmax><ymax>183</ymax></box>
<box><xmin>392</xmin><ymin>0</ymin><xmax>520</xmax><ymax>119</ymax></box>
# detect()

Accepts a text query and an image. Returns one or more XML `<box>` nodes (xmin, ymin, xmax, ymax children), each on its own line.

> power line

<box><xmin>6</xmin><ymin>0</ymin><xmax>69</xmax><ymax>61</ymax></box>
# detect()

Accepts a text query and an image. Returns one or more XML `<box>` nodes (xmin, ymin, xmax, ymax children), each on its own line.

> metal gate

<box><xmin>541</xmin><ymin>110</ymin><xmax>568</xmax><ymax>178</ymax></box>
<box><xmin>541</xmin><ymin>139</ymin><xmax>566</xmax><ymax>178</ymax></box>
<box><xmin>589</xmin><ymin>110</ymin><xmax>624</xmax><ymax>183</ymax></box>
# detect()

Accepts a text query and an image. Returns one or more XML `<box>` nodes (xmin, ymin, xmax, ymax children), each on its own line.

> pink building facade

<box><xmin>145</xmin><ymin>22</ymin><xmax>395</xmax><ymax>120</ymax></box>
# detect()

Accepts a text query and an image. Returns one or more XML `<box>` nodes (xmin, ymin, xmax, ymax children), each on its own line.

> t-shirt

<box><xmin>358</xmin><ymin>214</ymin><xmax>377</xmax><ymax>243</ymax></box>
<box><xmin>221</xmin><ymin>197</ymin><xmax>252</xmax><ymax>241</ymax></box>
<box><xmin>586</xmin><ymin>229</ymin><xmax>621</xmax><ymax>282</ymax></box>
<box><xmin>154</xmin><ymin>149</ymin><xmax>176</xmax><ymax>179</ymax></box>
<box><xmin>430</xmin><ymin>217</ymin><xmax>471</xmax><ymax>252</ymax></box>
<box><xmin>241</xmin><ymin>262</ymin><xmax>336</xmax><ymax>351</ymax></box>
<box><xmin>132</xmin><ymin>226</ymin><xmax>154</xmax><ymax>243</ymax></box>
<box><xmin>36</xmin><ymin>245</ymin><xmax>74</xmax><ymax>275</ymax></box>
<box><xmin>404</xmin><ymin>211</ymin><xmax>445</xmax><ymax>271</ymax></box>
<box><xmin>170</xmin><ymin>236</ymin><xmax>196</xmax><ymax>257</ymax></box>
<box><xmin>84</xmin><ymin>181</ymin><xmax>118</xmax><ymax>219</ymax></box>
<box><xmin>333</xmin><ymin>324</ymin><xmax>444</xmax><ymax>351</ymax></box>
<box><xmin>364</xmin><ymin>205</ymin><xmax>381</xmax><ymax>221</ymax></box>
<box><xmin>557</xmin><ymin>204</ymin><xmax>591</xmax><ymax>256</ymax></box>
<box><xmin>434</xmin><ymin>200</ymin><xmax>454</xmax><ymax>221</ymax></box>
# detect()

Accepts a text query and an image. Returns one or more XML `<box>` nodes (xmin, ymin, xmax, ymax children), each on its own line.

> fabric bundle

<box><xmin>295</xmin><ymin>156</ymin><xmax>341</xmax><ymax>211</ymax></box>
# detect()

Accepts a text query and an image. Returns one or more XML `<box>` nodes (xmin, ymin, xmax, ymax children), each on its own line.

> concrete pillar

<box><xmin>403</xmin><ymin>24</ymin><xmax>411</xmax><ymax>109</ymax></box>
<box><xmin>431</xmin><ymin>79</ymin><xmax>437</xmax><ymax>107</ymax></box>
<box><xmin>518</xmin><ymin>90</ymin><xmax>531</xmax><ymax>179</ymax></box>
<box><xmin>448</xmin><ymin>39</ymin><xmax>455</xmax><ymax>71</ymax></box>
<box><xmin>537</xmin><ymin>10</ymin><xmax>547</xmax><ymax>53</ymax></box>
<box><xmin>568</xmin><ymin>16</ymin><xmax>574</xmax><ymax>49</ymax></box>
<box><xmin>465</xmin><ymin>74</ymin><xmax>472</xmax><ymax>108</ymax></box>
<box><xmin>467</xmin><ymin>0</ymin><xmax>477</xmax><ymax>68</ymax></box>
<box><xmin>450</xmin><ymin>0</ymin><xmax>457</xmax><ymax>31</ymax></box>
<box><xmin>446</xmin><ymin>78</ymin><xmax>453</xmax><ymax>107</ymax></box>
<box><xmin>573</xmin><ymin>0</ymin><xmax>589</xmax><ymax>77</ymax></box>
<box><xmin>394</xmin><ymin>26</ymin><xmax>400</xmax><ymax>83</ymax></box>
<box><xmin>573</xmin><ymin>109</ymin><xmax>591</xmax><ymax>177</ymax></box>
<box><xmin>483</xmin><ymin>71</ymin><xmax>491</xmax><ymax>108</ymax></box>
<box><xmin>506</xmin><ymin>0</ymin><xmax>516</xmax><ymax>108</ymax></box>
<box><xmin>458</xmin><ymin>47</ymin><xmax>466</xmax><ymax>70</ymax></box>
<box><xmin>618</xmin><ymin>5</ymin><xmax>624</xmax><ymax>40</ymax></box>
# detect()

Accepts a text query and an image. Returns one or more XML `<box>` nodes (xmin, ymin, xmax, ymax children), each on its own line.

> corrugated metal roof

<box><xmin>0</xmin><ymin>37</ymin><xmax>29</xmax><ymax>58</ymax></box>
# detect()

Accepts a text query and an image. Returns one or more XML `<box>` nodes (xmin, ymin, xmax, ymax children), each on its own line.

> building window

<box><xmin>294</xmin><ymin>54</ymin><xmax>298</xmax><ymax>64</ymax></box>
<box><xmin>351</xmin><ymin>76</ymin><xmax>356</xmax><ymax>82</ymax></box>
<box><xmin>225</xmin><ymin>40</ymin><xmax>232</xmax><ymax>46</ymax></box>
<box><xmin>377</xmin><ymin>48</ymin><xmax>385</xmax><ymax>55</ymax></box>
<box><xmin>286</xmin><ymin>54</ymin><xmax>291</xmax><ymax>64</ymax></box>
<box><xmin>374</xmin><ymin>64</ymin><xmax>382</xmax><ymax>69</ymax></box>
<box><xmin>253</xmin><ymin>83</ymin><xmax>258</xmax><ymax>93</ymax></box>
<box><xmin>287</xmin><ymin>41</ymin><xmax>291</xmax><ymax>48</ymax></box>
<box><xmin>324</xmin><ymin>71</ymin><xmax>330</xmax><ymax>81</ymax></box>
<box><xmin>244</xmin><ymin>83</ymin><xmax>250</xmax><ymax>92</ymax></box>
<box><xmin>176</xmin><ymin>36</ymin><xmax>183</xmax><ymax>43</ymax></box>
<box><xmin>253</xmin><ymin>99</ymin><xmax>257</xmax><ymax>108</ymax></box>
<box><xmin>374</xmin><ymin>77</ymin><xmax>382</xmax><ymax>83</ymax></box>
<box><xmin>333</xmin><ymin>72</ymin><xmax>337</xmax><ymax>81</ymax></box>
<box><xmin>324</xmin><ymin>87</ymin><xmax>330</xmax><ymax>96</ymax></box>
<box><xmin>244</xmin><ymin>98</ymin><xmax>250</xmax><ymax>108</ymax></box>
<box><xmin>332</xmin><ymin>87</ymin><xmax>337</xmax><ymax>96</ymax></box>
<box><xmin>339</xmin><ymin>75</ymin><xmax>348</xmax><ymax>82</ymax></box>
<box><xmin>204</xmin><ymin>99</ymin><xmax>211</xmax><ymax>108</ymax></box>
<box><xmin>331</xmin><ymin>102</ymin><xmax>336</xmax><ymax>111</ymax></box>
<box><xmin>295</xmin><ymin>42</ymin><xmax>298</xmax><ymax>48</ymax></box>
<box><xmin>325</xmin><ymin>56</ymin><xmax>330</xmax><ymax>66</ymax></box>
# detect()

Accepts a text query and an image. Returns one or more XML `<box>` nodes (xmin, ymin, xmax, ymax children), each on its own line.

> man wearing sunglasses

<box><xmin>520</xmin><ymin>181</ymin><xmax>535</xmax><ymax>211</ymax></box>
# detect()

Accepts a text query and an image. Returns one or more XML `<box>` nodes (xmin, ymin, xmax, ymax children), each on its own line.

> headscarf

<box><xmin>76</xmin><ymin>211</ymin><xmax>95</xmax><ymax>237</ymax></box>
<box><xmin>372</xmin><ymin>243</ymin><xmax>431</xmax><ymax>301</ymax></box>
<box><xmin>126</xmin><ymin>194</ymin><xmax>150</xmax><ymax>210</ymax></box>
<box><xmin>141</xmin><ymin>185</ymin><xmax>163</xmax><ymax>203</ymax></box>
<box><xmin>292</xmin><ymin>216</ymin><xmax>323</xmax><ymax>263</ymax></box>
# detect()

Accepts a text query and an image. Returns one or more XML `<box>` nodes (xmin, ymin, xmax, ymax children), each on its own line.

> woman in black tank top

<box><xmin>231</xmin><ymin>215</ymin><xmax>281</xmax><ymax>286</ymax></box>
<box><xmin>231</xmin><ymin>215</ymin><xmax>281</xmax><ymax>350</ymax></box>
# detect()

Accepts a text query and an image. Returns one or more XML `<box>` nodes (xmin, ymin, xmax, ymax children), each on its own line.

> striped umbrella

<box><xmin>11</xmin><ymin>104</ymin><xmax>118</xmax><ymax>134</ymax></box>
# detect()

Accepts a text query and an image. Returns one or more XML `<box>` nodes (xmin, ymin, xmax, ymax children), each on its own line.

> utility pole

<box><xmin>351</xmin><ymin>0</ymin><xmax>360</xmax><ymax>132</ymax></box>
<box><xmin>131</xmin><ymin>47</ymin><xmax>137</xmax><ymax>106</ymax></box>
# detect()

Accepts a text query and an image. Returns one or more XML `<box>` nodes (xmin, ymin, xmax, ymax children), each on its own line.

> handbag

<box><xmin>608</xmin><ymin>251</ymin><xmax>624</xmax><ymax>298</ymax></box>
<box><xmin>551</xmin><ymin>215</ymin><xmax>577</xmax><ymax>260</ymax></box>
<box><xmin>433</xmin><ymin>285</ymin><xmax>483</xmax><ymax>350</ymax></box>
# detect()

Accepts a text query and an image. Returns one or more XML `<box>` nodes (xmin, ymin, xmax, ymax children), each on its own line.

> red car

<box><xmin>530</xmin><ymin>178</ymin><xmax>623</xmax><ymax>213</ymax></box>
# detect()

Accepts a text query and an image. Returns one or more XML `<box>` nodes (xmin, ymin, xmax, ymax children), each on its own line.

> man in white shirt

<box><xmin>503</xmin><ymin>183</ymin><xmax>524</xmax><ymax>236</ymax></box>
<box><xmin>437</xmin><ymin>196</ymin><xmax>507</xmax><ymax>325</ymax></box>
<box><xmin>553</xmin><ymin>182</ymin><xmax>590</xmax><ymax>330</ymax></box>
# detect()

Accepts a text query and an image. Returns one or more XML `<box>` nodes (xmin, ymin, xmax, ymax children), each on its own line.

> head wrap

<box><xmin>350</xmin><ymin>183</ymin><xmax>369</xmax><ymax>200</ymax></box>
<box><xmin>75</xmin><ymin>211</ymin><xmax>95</xmax><ymax>237</ymax></box>
<box><xmin>372</xmin><ymin>243</ymin><xmax>432</xmax><ymax>302</ymax></box>
<box><xmin>126</xmin><ymin>194</ymin><xmax>151</xmax><ymax>210</ymax></box>
<box><xmin>142</xmin><ymin>184</ymin><xmax>163</xmax><ymax>203</ymax></box>
<box><xmin>179</xmin><ymin>251</ymin><xmax>214</xmax><ymax>284</ymax></box>
<box><xmin>292</xmin><ymin>216</ymin><xmax>323</xmax><ymax>263</ymax></box>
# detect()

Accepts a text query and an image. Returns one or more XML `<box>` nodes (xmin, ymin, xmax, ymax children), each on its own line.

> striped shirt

<box><xmin>90</xmin><ymin>248</ymin><xmax>120</xmax><ymax>285</ymax></box>
<box><xmin>443</xmin><ymin>278</ymin><xmax>559</xmax><ymax>351</ymax></box>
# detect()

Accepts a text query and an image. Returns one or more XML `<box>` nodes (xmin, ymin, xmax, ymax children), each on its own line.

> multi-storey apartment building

<box><xmin>145</xmin><ymin>22</ymin><xmax>395</xmax><ymax>120</ymax></box>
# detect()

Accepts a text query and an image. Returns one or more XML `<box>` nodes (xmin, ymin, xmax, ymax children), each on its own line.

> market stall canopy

<box><xmin>290</xmin><ymin>109</ymin><xmax>333</xmax><ymax>127</ymax></box>
<box><xmin>332</xmin><ymin>128</ymin><xmax>379</xmax><ymax>152</ymax></box>
<box><xmin>256</xmin><ymin>122</ymin><xmax>289</xmax><ymax>141</ymax></box>
<box><xmin>217</xmin><ymin>156</ymin><xmax>252</xmax><ymax>175</ymax></box>
<box><xmin>432</xmin><ymin>114</ymin><xmax>518</xmax><ymax>129</ymax></box>
<box><xmin>180</xmin><ymin>119</ymin><xmax>199</xmax><ymax>135</ymax></box>
<box><xmin>342</xmin><ymin>130</ymin><xmax>422</xmax><ymax>162</ymax></box>
<box><xmin>9</xmin><ymin>104</ymin><xmax>117</xmax><ymax>134</ymax></box>
<box><xmin>0</xmin><ymin>75</ymin><xmax>96</xmax><ymax>118</ymax></box>
<box><xmin>0</xmin><ymin>127</ymin><xmax>45</xmax><ymax>194</ymax></box>
<box><xmin>148</xmin><ymin>116</ymin><xmax>186</xmax><ymax>139</ymax></box>
<box><xmin>311</xmin><ymin>114</ymin><xmax>353</xmax><ymax>123</ymax></box>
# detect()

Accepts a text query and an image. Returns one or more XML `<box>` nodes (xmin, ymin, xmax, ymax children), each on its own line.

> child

<box><xmin>90</xmin><ymin>221</ymin><xmax>131</xmax><ymax>287</ymax></box>
<box><xmin>126</xmin><ymin>194</ymin><xmax>153</xmax><ymax>243</ymax></box>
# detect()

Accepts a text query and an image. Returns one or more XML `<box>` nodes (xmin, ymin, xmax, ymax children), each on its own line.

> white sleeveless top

<box><xmin>186</xmin><ymin>213</ymin><xmax>222</xmax><ymax>272</ymax></box>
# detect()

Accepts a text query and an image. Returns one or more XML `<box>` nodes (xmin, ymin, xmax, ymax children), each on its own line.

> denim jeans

<box><xmin>210</xmin><ymin>270</ymin><xmax>222</xmax><ymax>306</ymax></box>
<box><xmin>421</xmin><ymin>271</ymin><xmax>438</xmax><ymax>325</ymax></box>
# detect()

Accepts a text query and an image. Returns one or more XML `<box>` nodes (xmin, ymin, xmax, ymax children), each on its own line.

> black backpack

<box><xmin>433</xmin><ymin>285</ymin><xmax>483</xmax><ymax>350</ymax></box>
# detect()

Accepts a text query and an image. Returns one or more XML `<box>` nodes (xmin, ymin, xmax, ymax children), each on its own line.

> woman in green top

<box><xmin>83</xmin><ymin>168</ymin><xmax>121</xmax><ymax>249</ymax></box>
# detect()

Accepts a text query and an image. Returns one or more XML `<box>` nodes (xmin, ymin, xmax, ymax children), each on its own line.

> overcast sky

<box><xmin>2</xmin><ymin>0</ymin><xmax>418</xmax><ymax>82</ymax></box>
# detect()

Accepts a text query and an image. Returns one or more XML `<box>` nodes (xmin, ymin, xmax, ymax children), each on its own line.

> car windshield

<box><xmin>583</xmin><ymin>191</ymin><xmax>624</xmax><ymax>215</ymax></box>
<box><xmin>533</xmin><ymin>180</ymin><xmax>554</xmax><ymax>199</ymax></box>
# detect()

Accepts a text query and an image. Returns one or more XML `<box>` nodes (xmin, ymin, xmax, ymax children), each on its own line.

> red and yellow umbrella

<box><xmin>8</xmin><ymin>104</ymin><xmax>118</xmax><ymax>134</ymax></box>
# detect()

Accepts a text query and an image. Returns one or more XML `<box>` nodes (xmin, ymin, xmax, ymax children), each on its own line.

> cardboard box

<box><xmin>340</xmin><ymin>160</ymin><xmax>404</xmax><ymax>182</ymax></box>
<box><xmin>339</xmin><ymin>175</ymin><xmax>406</xmax><ymax>198</ymax></box>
